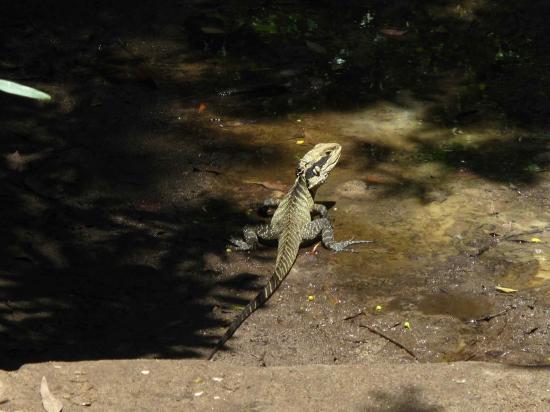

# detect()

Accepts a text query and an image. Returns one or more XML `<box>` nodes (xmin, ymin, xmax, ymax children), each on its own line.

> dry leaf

<box><xmin>40</xmin><ymin>376</ymin><xmax>63</xmax><ymax>412</ymax></box>
<box><xmin>5</xmin><ymin>151</ymin><xmax>24</xmax><ymax>171</ymax></box>
<box><xmin>5</xmin><ymin>150</ymin><xmax>46</xmax><ymax>171</ymax></box>
<box><xmin>380</xmin><ymin>28</ymin><xmax>408</xmax><ymax>37</ymax></box>
<box><xmin>365</xmin><ymin>174</ymin><xmax>394</xmax><ymax>184</ymax></box>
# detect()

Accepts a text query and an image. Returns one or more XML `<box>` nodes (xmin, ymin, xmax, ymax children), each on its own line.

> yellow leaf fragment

<box><xmin>495</xmin><ymin>285</ymin><xmax>518</xmax><ymax>293</ymax></box>
<box><xmin>531</xmin><ymin>237</ymin><xmax>542</xmax><ymax>243</ymax></box>
<box><xmin>296</xmin><ymin>140</ymin><xmax>305</xmax><ymax>145</ymax></box>
<box><xmin>403</xmin><ymin>321</ymin><xmax>411</xmax><ymax>329</ymax></box>
<box><xmin>307</xmin><ymin>295</ymin><xmax>315</xmax><ymax>302</ymax></box>
<box><xmin>375</xmin><ymin>305</ymin><xmax>383</xmax><ymax>312</ymax></box>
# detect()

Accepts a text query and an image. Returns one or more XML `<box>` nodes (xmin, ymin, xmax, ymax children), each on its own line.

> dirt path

<box><xmin>1</xmin><ymin>359</ymin><xmax>549</xmax><ymax>411</ymax></box>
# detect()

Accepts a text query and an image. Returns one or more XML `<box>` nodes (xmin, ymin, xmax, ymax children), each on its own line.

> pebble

<box><xmin>336</xmin><ymin>180</ymin><xmax>369</xmax><ymax>198</ymax></box>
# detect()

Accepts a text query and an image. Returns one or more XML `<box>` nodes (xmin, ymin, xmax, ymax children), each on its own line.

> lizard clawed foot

<box><xmin>228</xmin><ymin>237</ymin><xmax>254</xmax><ymax>251</ymax></box>
<box><xmin>327</xmin><ymin>239</ymin><xmax>372</xmax><ymax>253</ymax></box>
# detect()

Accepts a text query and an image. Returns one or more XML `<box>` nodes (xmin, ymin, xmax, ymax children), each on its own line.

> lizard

<box><xmin>207</xmin><ymin>143</ymin><xmax>370</xmax><ymax>360</ymax></box>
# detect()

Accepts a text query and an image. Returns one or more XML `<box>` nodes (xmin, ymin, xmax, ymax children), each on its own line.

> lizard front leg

<box><xmin>231</xmin><ymin>198</ymin><xmax>281</xmax><ymax>250</ymax></box>
<box><xmin>301</xmin><ymin>218</ymin><xmax>371</xmax><ymax>252</ymax></box>
<box><xmin>258</xmin><ymin>197</ymin><xmax>281</xmax><ymax>217</ymax></box>
<box><xmin>311</xmin><ymin>203</ymin><xmax>328</xmax><ymax>218</ymax></box>
<box><xmin>229</xmin><ymin>224</ymin><xmax>279</xmax><ymax>251</ymax></box>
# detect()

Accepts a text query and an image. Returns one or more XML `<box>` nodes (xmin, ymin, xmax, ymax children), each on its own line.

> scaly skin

<box><xmin>207</xmin><ymin>143</ymin><xmax>370</xmax><ymax>360</ymax></box>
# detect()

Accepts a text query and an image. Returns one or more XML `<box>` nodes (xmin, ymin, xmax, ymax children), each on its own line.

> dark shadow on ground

<box><xmin>0</xmin><ymin>2</ymin><xmax>291</xmax><ymax>369</ymax></box>
<box><xmin>0</xmin><ymin>87</ymin><xmax>275</xmax><ymax>369</ymax></box>
<box><xmin>366</xmin><ymin>386</ymin><xmax>444</xmax><ymax>412</ymax></box>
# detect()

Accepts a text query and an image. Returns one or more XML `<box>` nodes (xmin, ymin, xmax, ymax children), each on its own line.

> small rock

<box><xmin>424</xmin><ymin>190</ymin><xmax>447</xmax><ymax>203</ymax></box>
<box><xmin>336</xmin><ymin>180</ymin><xmax>369</xmax><ymax>198</ymax></box>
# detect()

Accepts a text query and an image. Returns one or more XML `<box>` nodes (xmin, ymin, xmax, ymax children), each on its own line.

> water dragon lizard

<box><xmin>208</xmin><ymin>143</ymin><xmax>369</xmax><ymax>360</ymax></box>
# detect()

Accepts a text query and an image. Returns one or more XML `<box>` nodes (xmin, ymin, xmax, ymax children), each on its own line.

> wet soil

<box><xmin>1</xmin><ymin>1</ymin><xmax>550</xmax><ymax>410</ymax></box>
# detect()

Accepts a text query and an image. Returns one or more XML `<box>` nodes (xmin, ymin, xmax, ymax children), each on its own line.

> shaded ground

<box><xmin>1</xmin><ymin>0</ymin><xmax>550</xmax><ymax>409</ymax></box>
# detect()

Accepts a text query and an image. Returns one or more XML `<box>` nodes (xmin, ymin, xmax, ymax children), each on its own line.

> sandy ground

<box><xmin>1</xmin><ymin>359</ymin><xmax>549</xmax><ymax>411</ymax></box>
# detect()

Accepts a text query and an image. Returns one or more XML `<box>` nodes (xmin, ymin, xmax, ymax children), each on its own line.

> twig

<box><xmin>342</xmin><ymin>310</ymin><xmax>365</xmax><ymax>321</ymax></box>
<box><xmin>359</xmin><ymin>324</ymin><xmax>417</xmax><ymax>359</ymax></box>
<box><xmin>474</xmin><ymin>307</ymin><xmax>511</xmax><ymax>322</ymax></box>
<box><xmin>502</xmin><ymin>226</ymin><xmax>550</xmax><ymax>241</ymax></box>
<box><xmin>471</xmin><ymin>226</ymin><xmax>550</xmax><ymax>257</ymax></box>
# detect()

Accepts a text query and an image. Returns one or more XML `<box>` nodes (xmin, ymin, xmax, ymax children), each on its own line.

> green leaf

<box><xmin>0</xmin><ymin>79</ymin><xmax>51</xmax><ymax>101</ymax></box>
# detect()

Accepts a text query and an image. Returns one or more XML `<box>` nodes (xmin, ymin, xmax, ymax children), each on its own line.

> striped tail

<box><xmin>207</xmin><ymin>176</ymin><xmax>311</xmax><ymax>360</ymax></box>
<box><xmin>207</xmin><ymin>238</ymin><xmax>300</xmax><ymax>360</ymax></box>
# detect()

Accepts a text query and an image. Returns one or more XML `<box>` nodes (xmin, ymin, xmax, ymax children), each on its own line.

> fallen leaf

<box><xmin>365</xmin><ymin>174</ymin><xmax>395</xmax><ymax>184</ymax></box>
<box><xmin>40</xmin><ymin>376</ymin><xmax>63</xmax><ymax>412</ymax></box>
<box><xmin>531</xmin><ymin>237</ymin><xmax>542</xmax><ymax>243</ymax></box>
<box><xmin>296</xmin><ymin>140</ymin><xmax>305</xmax><ymax>145</ymax></box>
<box><xmin>5</xmin><ymin>150</ymin><xmax>46</xmax><ymax>172</ymax></box>
<box><xmin>380</xmin><ymin>28</ymin><xmax>408</xmax><ymax>36</ymax></box>
<box><xmin>495</xmin><ymin>285</ymin><xmax>518</xmax><ymax>293</ymax></box>
<box><xmin>5</xmin><ymin>151</ymin><xmax>24</xmax><ymax>171</ymax></box>
<box><xmin>403</xmin><ymin>321</ymin><xmax>411</xmax><ymax>329</ymax></box>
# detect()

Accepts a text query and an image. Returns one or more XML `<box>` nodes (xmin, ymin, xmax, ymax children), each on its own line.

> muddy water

<box><xmin>208</xmin><ymin>96</ymin><xmax>550</xmax><ymax>282</ymax></box>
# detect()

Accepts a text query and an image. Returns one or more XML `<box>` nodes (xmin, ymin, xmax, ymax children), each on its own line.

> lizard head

<box><xmin>297</xmin><ymin>143</ymin><xmax>342</xmax><ymax>190</ymax></box>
